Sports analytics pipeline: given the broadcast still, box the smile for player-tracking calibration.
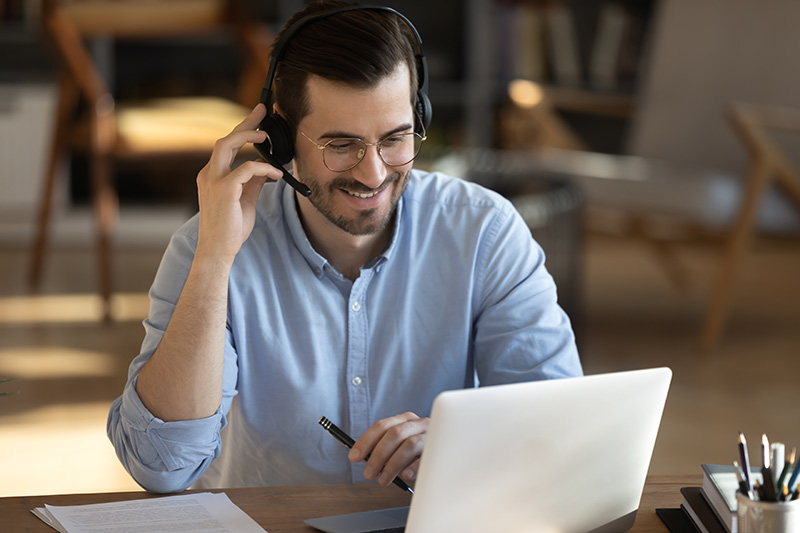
[346,189,381,199]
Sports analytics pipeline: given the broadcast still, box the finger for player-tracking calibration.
[355,415,428,483]
[198,160,281,208]
[401,458,422,482]
[224,160,283,190]
[349,412,419,463]
[240,173,268,210]
[375,429,426,486]
[205,104,269,175]
[231,102,267,134]
[238,157,279,208]
[206,129,268,177]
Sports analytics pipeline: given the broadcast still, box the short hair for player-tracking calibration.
[272,1,419,131]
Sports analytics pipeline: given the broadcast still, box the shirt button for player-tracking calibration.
[313,267,322,276]
[351,301,361,312]
[351,376,362,386]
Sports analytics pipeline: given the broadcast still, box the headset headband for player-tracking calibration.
[259,5,429,114]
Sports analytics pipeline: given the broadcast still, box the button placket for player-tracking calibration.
[345,270,373,481]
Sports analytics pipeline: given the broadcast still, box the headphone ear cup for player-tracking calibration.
[259,114,295,165]
[415,91,432,134]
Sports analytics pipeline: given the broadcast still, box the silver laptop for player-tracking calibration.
[305,367,672,533]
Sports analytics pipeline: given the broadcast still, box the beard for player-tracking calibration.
[300,168,411,236]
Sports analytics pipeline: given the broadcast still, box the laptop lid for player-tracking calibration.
[306,367,672,533]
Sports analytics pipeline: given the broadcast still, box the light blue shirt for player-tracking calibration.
[107,170,582,494]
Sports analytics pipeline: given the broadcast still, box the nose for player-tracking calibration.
[351,143,388,189]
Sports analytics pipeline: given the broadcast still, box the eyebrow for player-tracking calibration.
[318,122,414,141]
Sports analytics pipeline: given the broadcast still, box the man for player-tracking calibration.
[107,0,582,494]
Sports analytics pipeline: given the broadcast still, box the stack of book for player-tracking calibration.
[677,464,762,533]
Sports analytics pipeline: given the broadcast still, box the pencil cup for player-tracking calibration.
[736,493,800,533]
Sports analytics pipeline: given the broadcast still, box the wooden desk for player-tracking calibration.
[1,475,698,532]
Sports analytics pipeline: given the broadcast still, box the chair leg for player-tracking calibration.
[772,155,800,210]
[699,157,771,352]
[626,215,691,292]
[90,150,118,322]
[29,75,78,290]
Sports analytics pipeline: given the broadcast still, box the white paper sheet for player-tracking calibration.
[32,492,266,533]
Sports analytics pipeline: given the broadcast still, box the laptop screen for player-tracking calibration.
[306,367,672,533]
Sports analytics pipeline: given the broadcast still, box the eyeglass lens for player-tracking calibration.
[323,133,424,171]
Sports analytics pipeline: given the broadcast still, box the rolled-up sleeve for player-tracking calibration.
[106,218,237,493]
[107,375,226,493]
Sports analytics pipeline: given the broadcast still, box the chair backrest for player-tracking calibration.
[727,102,800,210]
[728,104,800,160]
[41,0,271,108]
[58,0,228,37]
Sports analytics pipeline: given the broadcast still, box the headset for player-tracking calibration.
[253,4,432,197]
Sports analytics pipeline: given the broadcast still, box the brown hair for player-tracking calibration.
[272,1,419,131]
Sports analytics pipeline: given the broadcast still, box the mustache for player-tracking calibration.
[329,171,403,193]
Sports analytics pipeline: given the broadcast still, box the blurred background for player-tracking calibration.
[1,0,799,497]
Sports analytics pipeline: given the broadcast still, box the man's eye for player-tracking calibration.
[328,140,355,152]
[381,135,405,147]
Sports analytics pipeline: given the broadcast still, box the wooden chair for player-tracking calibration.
[700,102,800,351]
[30,0,271,319]
[489,91,800,351]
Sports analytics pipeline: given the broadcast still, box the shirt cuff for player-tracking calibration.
[118,380,224,472]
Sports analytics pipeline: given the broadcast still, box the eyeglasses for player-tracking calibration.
[296,127,426,172]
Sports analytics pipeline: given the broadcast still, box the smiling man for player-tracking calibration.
[107,0,582,494]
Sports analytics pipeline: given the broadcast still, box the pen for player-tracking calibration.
[734,460,749,496]
[771,442,785,480]
[777,448,795,499]
[738,431,754,495]
[318,416,414,494]
[786,448,800,495]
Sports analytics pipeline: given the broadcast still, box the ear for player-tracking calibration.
[272,103,283,117]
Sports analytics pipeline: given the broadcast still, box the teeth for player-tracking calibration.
[347,190,379,199]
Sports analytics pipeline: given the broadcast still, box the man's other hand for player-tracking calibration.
[349,412,429,486]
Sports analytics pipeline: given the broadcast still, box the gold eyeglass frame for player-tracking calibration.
[293,120,427,173]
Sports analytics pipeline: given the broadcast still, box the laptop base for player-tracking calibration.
[305,506,409,533]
